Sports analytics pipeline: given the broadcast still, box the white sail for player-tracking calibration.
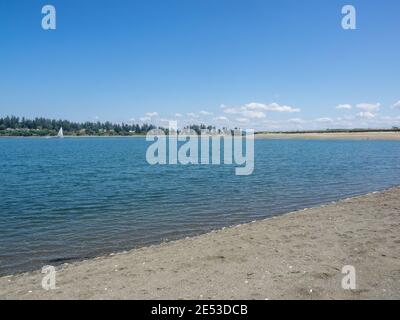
[57,127,64,138]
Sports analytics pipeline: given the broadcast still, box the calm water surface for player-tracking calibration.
[0,137,400,275]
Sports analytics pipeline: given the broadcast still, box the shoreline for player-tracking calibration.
[1,131,400,140]
[255,131,400,140]
[1,187,399,299]
[0,186,395,277]
[0,135,146,139]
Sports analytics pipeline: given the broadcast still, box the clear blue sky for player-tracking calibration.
[1,0,399,130]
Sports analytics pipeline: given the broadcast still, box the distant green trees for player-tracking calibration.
[0,116,239,136]
[0,116,157,136]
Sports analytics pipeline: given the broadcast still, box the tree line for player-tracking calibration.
[0,116,229,136]
[0,116,158,136]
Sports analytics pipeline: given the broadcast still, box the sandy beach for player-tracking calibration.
[256,131,400,140]
[1,187,399,300]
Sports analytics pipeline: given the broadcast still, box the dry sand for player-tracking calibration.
[256,131,400,140]
[1,188,399,300]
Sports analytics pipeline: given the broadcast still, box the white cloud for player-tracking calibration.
[392,101,400,109]
[356,103,381,112]
[145,112,158,117]
[140,116,151,122]
[380,115,400,121]
[236,118,250,123]
[213,116,228,121]
[175,113,183,117]
[336,104,352,110]
[222,102,298,121]
[199,110,213,116]
[222,108,266,118]
[244,102,300,113]
[315,117,334,123]
[223,107,239,115]
[288,118,305,124]
[187,112,199,118]
[241,110,266,119]
[357,111,376,119]
[223,102,300,115]
[263,119,279,124]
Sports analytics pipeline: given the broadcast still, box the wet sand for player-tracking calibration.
[1,188,399,300]
[256,132,400,140]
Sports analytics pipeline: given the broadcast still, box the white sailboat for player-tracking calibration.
[57,127,64,138]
